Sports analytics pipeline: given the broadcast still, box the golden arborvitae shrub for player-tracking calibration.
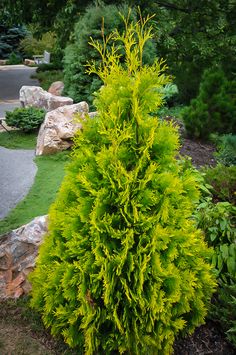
[30,14,216,355]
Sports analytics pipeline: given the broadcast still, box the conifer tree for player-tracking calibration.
[30,14,216,354]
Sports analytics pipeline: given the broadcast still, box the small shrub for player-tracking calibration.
[215,134,236,166]
[6,52,22,64]
[36,62,63,72]
[194,197,236,348]
[203,164,236,205]
[194,198,236,280]
[30,18,216,355]
[182,68,236,140]
[5,107,45,132]
[210,279,236,347]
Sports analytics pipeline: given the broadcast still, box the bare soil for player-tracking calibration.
[180,138,216,169]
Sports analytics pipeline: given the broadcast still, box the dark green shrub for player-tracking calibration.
[36,62,63,72]
[182,68,236,140]
[63,4,156,107]
[215,134,236,166]
[5,107,45,132]
[30,18,216,354]
[6,52,22,64]
[203,164,236,205]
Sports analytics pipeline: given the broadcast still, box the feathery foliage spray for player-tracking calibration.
[30,13,216,354]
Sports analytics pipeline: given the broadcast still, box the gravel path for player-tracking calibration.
[0,147,37,220]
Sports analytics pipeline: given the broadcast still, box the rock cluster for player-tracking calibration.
[20,85,73,111]
[36,102,89,155]
[0,216,48,299]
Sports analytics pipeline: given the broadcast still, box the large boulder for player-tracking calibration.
[20,85,73,111]
[36,102,89,155]
[48,81,64,96]
[0,216,48,299]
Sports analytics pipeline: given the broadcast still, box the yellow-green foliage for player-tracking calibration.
[30,15,216,355]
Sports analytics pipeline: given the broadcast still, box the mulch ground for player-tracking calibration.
[180,138,216,169]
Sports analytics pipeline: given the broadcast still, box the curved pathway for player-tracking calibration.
[0,65,39,220]
[0,147,37,220]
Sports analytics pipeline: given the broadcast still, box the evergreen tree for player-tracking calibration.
[30,15,216,354]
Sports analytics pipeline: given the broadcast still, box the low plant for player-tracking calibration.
[194,198,236,280]
[215,134,236,166]
[6,52,22,64]
[194,197,236,347]
[31,70,64,91]
[5,107,45,132]
[36,62,63,72]
[210,278,236,347]
[203,164,236,204]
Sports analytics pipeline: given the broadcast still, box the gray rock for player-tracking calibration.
[19,85,73,111]
[0,216,48,299]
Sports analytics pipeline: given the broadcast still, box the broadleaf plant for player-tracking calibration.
[30,14,216,354]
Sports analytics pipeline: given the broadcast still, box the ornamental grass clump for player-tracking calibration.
[30,15,216,355]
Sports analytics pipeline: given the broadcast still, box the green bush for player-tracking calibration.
[6,52,22,64]
[36,62,63,72]
[194,198,236,280]
[210,279,236,347]
[182,68,236,140]
[19,30,56,58]
[5,107,45,132]
[30,18,216,354]
[194,197,236,347]
[63,4,156,107]
[203,164,236,204]
[215,134,236,166]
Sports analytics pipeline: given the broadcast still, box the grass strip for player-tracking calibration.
[0,152,70,235]
[0,131,37,149]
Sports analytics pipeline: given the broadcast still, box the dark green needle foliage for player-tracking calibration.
[63,3,156,107]
[30,15,216,355]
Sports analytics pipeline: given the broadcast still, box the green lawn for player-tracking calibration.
[0,131,37,149]
[0,131,70,235]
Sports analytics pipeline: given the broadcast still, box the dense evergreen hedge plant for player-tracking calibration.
[30,17,216,354]
[5,106,45,132]
[182,68,236,140]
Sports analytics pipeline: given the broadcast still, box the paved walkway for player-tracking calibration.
[0,147,37,220]
[0,65,39,119]
[0,65,39,220]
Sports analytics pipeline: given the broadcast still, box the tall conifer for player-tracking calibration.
[30,14,216,354]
